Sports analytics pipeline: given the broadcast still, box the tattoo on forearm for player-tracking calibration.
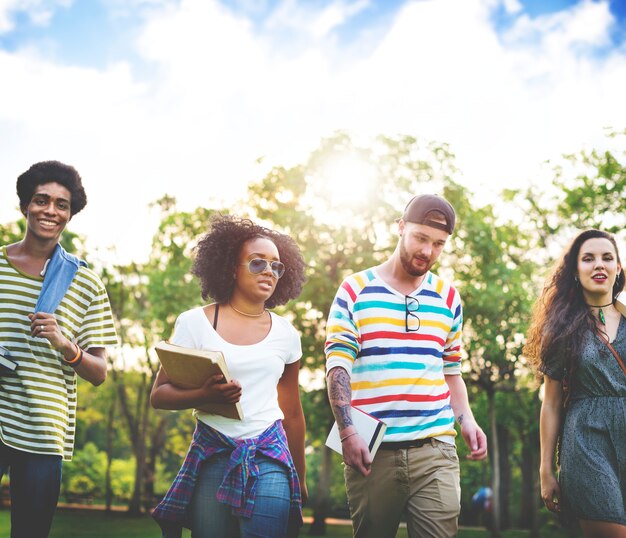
[457,413,465,425]
[328,368,351,401]
[334,404,353,430]
[328,368,353,429]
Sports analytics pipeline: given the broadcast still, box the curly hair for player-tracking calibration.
[525,229,625,376]
[17,160,87,217]
[192,214,306,308]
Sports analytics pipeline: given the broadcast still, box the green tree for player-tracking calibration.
[510,129,626,250]
[0,220,24,245]
[449,200,539,537]
[552,132,626,234]
[102,197,212,514]
[62,442,107,502]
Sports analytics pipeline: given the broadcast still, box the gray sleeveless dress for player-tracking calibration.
[544,316,626,524]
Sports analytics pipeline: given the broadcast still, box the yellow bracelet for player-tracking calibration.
[64,344,82,365]
[340,431,358,443]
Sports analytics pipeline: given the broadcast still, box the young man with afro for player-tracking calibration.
[0,161,118,537]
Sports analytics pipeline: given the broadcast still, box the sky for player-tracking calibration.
[1,0,626,264]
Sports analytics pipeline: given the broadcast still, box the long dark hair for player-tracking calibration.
[525,229,625,374]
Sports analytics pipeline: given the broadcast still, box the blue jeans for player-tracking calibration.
[0,441,63,538]
[188,453,291,538]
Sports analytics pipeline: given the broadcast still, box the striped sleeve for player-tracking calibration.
[325,276,361,376]
[442,284,463,375]
[72,268,117,350]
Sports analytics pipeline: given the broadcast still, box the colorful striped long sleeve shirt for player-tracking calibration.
[325,268,463,443]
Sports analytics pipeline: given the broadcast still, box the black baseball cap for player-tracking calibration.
[401,194,456,234]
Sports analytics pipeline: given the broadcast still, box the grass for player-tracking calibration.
[0,507,579,537]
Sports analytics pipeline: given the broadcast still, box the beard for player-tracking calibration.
[399,238,431,277]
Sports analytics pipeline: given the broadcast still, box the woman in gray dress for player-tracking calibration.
[525,229,626,537]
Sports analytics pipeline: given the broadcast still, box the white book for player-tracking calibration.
[0,346,17,372]
[0,354,17,372]
[615,291,626,318]
[325,406,387,459]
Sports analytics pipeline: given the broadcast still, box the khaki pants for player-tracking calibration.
[344,439,461,538]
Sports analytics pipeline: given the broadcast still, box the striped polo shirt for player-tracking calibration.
[325,268,463,443]
[0,246,117,460]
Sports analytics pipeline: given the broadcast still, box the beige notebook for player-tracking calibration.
[154,340,243,420]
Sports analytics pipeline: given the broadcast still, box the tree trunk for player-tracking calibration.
[530,451,541,538]
[497,424,510,529]
[144,416,168,511]
[105,394,116,512]
[116,372,150,515]
[308,441,334,535]
[127,400,146,516]
[520,430,540,537]
[488,391,502,538]
[129,440,146,515]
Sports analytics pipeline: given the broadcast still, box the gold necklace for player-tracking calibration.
[229,302,266,317]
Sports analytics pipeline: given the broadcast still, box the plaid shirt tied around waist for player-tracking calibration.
[152,419,302,531]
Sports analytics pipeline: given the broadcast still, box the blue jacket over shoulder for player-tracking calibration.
[35,243,87,314]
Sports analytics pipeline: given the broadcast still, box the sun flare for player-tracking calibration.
[305,153,378,222]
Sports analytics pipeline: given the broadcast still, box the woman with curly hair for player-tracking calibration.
[151,215,307,538]
[525,229,626,537]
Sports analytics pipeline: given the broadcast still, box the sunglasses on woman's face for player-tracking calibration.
[241,258,286,279]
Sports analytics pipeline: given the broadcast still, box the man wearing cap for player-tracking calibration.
[325,194,487,537]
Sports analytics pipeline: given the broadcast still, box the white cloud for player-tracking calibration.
[505,0,613,48]
[503,0,523,14]
[0,0,70,33]
[1,0,625,263]
[265,0,370,39]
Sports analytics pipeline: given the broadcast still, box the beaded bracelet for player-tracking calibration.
[340,431,358,443]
